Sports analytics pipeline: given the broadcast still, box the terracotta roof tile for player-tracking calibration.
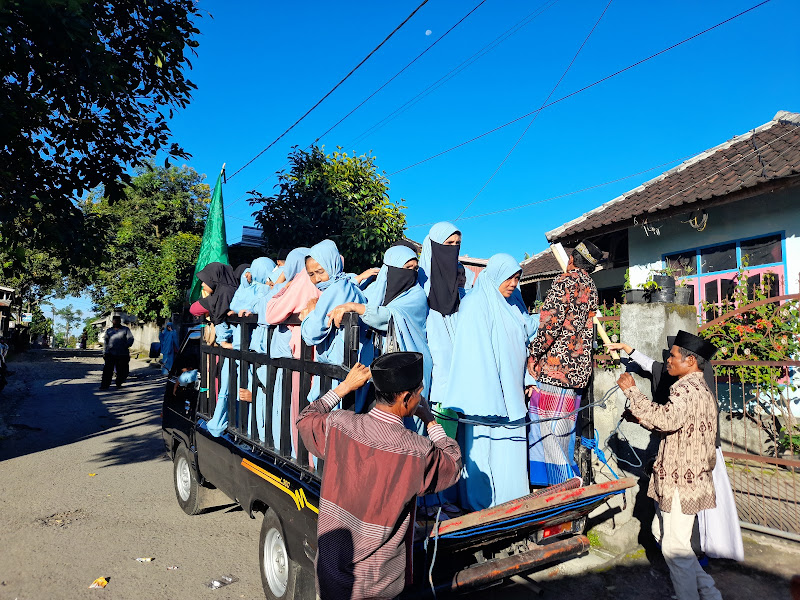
[546,111,800,243]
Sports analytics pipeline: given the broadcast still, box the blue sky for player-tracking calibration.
[54,0,799,317]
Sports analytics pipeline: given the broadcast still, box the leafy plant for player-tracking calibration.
[642,279,660,291]
[777,425,800,455]
[593,301,621,371]
[699,258,799,437]
[249,146,407,272]
[623,268,632,291]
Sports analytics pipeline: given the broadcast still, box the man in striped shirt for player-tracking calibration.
[297,352,462,600]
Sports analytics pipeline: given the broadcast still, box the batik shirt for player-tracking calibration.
[297,390,462,600]
[624,371,717,514]
[529,269,598,389]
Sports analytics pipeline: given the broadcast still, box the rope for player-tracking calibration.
[428,506,442,599]
[580,429,619,479]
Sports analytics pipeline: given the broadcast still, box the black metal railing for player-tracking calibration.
[198,312,370,477]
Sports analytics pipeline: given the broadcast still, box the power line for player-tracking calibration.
[226,0,555,211]
[405,153,697,229]
[312,0,489,146]
[455,0,614,221]
[227,0,431,181]
[389,0,773,177]
[345,0,560,149]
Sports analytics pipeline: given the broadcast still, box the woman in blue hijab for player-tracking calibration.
[418,222,462,437]
[442,253,539,511]
[327,244,432,408]
[300,239,374,411]
[207,257,275,437]
[159,323,179,375]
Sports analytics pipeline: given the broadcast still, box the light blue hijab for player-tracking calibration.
[308,239,348,291]
[418,221,459,295]
[229,257,276,314]
[442,253,538,421]
[364,246,432,396]
[301,239,370,362]
[257,247,310,327]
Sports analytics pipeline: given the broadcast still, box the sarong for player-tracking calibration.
[528,382,580,486]
[698,447,744,561]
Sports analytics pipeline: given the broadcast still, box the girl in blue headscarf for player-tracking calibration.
[249,248,318,447]
[300,239,374,411]
[159,323,179,375]
[207,257,275,437]
[442,253,539,511]
[327,244,431,412]
[418,222,463,437]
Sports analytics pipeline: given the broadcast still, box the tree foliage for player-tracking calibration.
[0,0,201,305]
[249,146,407,273]
[85,163,209,322]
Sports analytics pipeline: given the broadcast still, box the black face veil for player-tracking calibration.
[383,266,418,306]
[428,241,460,316]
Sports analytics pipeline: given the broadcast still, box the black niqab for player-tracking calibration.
[196,262,238,325]
[428,241,460,316]
[383,266,418,306]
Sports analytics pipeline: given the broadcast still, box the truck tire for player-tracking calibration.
[173,445,204,515]
[259,508,314,600]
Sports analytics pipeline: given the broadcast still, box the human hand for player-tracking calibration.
[227,310,235,316]
[357,267,380,283]
[525,385,535,398]
[606,342,633,355]
[238,310,252,317]
[527,356,541,378]
[336,363,371,396]
[326,304,350,328]
[617,372,636,391]
[306,298,318,312]
[622,408,639,424]
[239,388,252,403]
[415,396,435,425]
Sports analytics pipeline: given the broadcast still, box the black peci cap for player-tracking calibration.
[370,352,423,393]
[673,330,718,361]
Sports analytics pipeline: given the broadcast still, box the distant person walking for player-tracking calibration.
[101,315,134,389]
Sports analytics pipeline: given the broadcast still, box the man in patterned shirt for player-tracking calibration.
[618,330,721,600]
[297,352,462,600]
[527,240,601,485]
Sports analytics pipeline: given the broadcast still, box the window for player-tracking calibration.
[700,243,736,273]
[740,234,782,267]
[663,233,786,319]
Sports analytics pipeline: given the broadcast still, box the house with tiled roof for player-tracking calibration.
[526,110,800,311]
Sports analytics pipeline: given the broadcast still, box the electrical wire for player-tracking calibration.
[455,0,615,221]
[388,0,773,177]
[405,152,697,229]
[345,0,561,149]
[227,0,432,181]
[313,0,490,146]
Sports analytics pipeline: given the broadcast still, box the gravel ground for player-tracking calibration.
[0,351,797,600]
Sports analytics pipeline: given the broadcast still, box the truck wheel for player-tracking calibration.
[259,509,314,599]
[173,445,203,515]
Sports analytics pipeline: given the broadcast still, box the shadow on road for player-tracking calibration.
[0,350,168,466]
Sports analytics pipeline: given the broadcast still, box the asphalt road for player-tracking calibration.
[0,351,796,600]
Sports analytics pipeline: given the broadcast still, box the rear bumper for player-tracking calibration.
[439,534,590,593]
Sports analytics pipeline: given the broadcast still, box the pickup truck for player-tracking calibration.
[162,313,633,598]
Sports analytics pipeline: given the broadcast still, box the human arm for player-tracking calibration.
[296,364,371,458]
[352,267,380,285]
[617,372,687,433]
[417,396,462,495]
[606,343,656,373]
[326,302,367,329]
[126,327,134,348]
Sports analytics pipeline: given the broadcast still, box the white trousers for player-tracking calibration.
[652,489,722,600]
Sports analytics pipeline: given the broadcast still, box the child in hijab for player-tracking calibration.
[159,322,179,375]
[300,240,374,412]
[205,259,275,437]
[443,253,539,511]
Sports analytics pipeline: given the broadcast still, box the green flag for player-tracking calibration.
[189,171,229,302]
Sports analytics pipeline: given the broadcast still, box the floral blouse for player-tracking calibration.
[529,269,598,389]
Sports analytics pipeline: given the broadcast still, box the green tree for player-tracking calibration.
[0,0,201,307]
[56,304,83,346]
[29,305,54,341]
[85,163,209,321]
[249,146,407,272]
